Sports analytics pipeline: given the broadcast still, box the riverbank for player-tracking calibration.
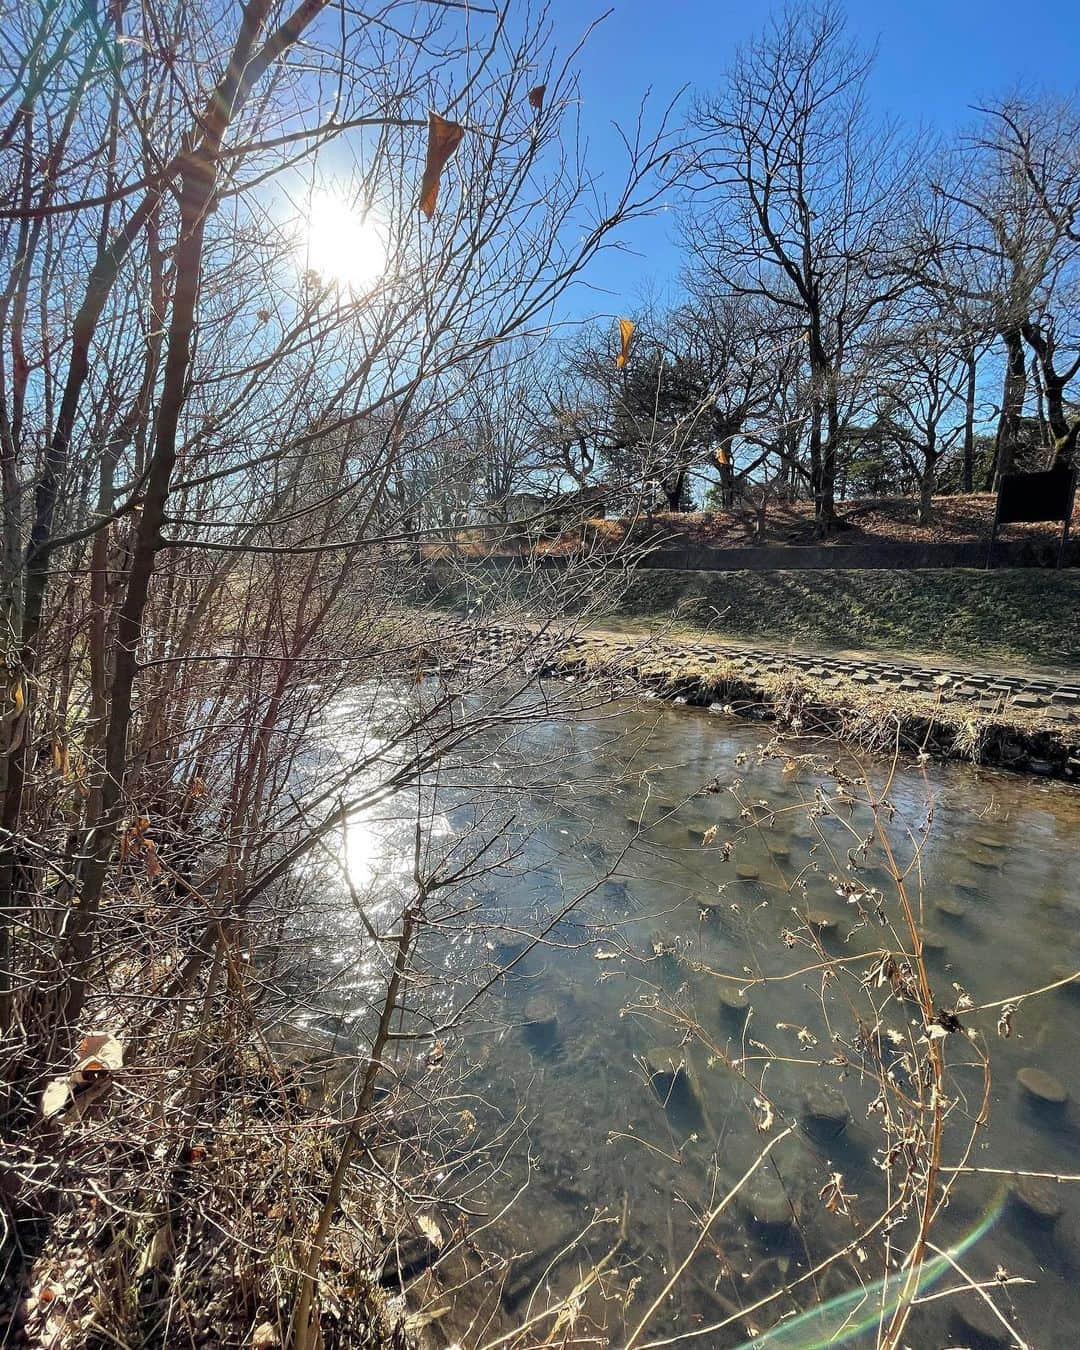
[610,566,1080,671]
[551,630,1078,777]
[431,564,1080,672]
[420,615,1080,781]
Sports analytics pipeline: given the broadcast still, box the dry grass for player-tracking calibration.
[539,633,1076,776]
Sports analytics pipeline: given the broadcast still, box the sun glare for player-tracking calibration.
[303,190,388,291]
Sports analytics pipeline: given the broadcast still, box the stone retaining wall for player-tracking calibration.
[449,536,1077,572]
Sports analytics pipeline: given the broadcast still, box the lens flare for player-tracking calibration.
[735,1193,1008,1350]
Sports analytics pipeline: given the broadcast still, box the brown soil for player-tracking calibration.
[423,493,1078,558]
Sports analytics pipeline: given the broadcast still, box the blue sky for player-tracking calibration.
[546,0,1080,321]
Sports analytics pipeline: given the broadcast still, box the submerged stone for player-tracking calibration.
[1016,1066,1069,1108]
[1050,965,1080,996]
[643,1046,691,1104]
[744,1176,794,1231]
[1008,1176,1063,1228]
[965,848,1002,870]
[919,928,947,954]
[801,1085,851,1141]
[950,1298,1009,1349]
[717,983,750,1015]
[972,832,1007,852]
[493,935,532,967]
[522,996,559,1052]
[935,894,966,921]
[736,863,760,881]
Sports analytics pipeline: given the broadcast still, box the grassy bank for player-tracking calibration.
[537,632,1079,780]
[609,567,1080,671]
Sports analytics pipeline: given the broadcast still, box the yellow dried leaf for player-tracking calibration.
[144,838,163,879]
[136,1223,175,1277]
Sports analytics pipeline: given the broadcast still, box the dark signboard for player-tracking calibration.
[996,467,1076,524]
[987,464,1077,568]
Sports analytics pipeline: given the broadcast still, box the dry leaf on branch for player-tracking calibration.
[41,1031,124,1118]
[419,112,465,219]
[615,318,635,369]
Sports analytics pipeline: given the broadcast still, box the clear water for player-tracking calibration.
[304,692,1080,1348]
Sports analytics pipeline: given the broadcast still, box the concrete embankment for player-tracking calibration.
[529,627,1079,780]
[420,613,1080,781]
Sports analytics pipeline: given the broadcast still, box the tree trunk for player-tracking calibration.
[809,345,837,528]
[1021,321,1080,468]
[664,467,687,512]
[919,447,937,525]
[962,350,977,494]
[990,327,1026,488]
[716,441,734,509]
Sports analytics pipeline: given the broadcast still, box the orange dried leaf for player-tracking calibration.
[145,838,163,879]
[76,1032,123,1075]
[615,318,635,369]
[528,84,546,111]
[419,112,465,219]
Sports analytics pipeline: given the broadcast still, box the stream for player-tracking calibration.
[300,687,1080,1348]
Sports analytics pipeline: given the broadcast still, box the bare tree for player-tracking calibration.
[680,2,918,528]
[874,320,970,522]
[0,1,673,1340]
[933,95,1080,480]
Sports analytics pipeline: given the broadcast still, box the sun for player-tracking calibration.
[303,189,388,291]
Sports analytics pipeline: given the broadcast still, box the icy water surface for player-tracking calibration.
[313,693,1080,1348]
